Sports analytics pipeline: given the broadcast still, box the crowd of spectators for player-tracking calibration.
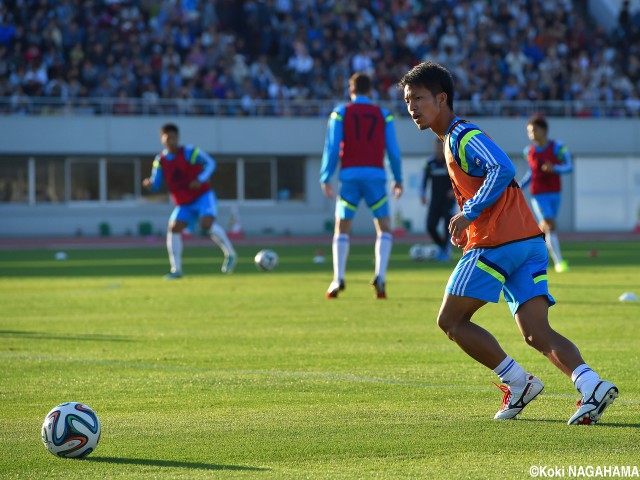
[1,0,640,117]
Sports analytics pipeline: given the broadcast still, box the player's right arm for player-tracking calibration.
[142,154,164,191]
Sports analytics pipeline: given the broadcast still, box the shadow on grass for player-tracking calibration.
[0,330,133,342]
[85,456,270,471]
[517,418,640,428]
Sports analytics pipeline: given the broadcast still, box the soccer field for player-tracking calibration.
[1,241,639,479]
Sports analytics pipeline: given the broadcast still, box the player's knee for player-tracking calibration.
[375,216,391,233]
[437,312,459,340]
[336,218,352,235]
[522,330,549,352]
[200,218,214,231]
[168,223,184,233]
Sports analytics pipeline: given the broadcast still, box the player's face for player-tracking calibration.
[527,124,546,145]
[404,84,444,133]
[161,131,179,152]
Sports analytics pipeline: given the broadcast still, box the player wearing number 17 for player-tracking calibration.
[320,72,403,299]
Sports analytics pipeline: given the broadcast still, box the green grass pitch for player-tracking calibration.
[1,240,639,479]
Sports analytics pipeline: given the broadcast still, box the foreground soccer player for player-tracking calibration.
[398,62,617,424]
[143,123,236,278]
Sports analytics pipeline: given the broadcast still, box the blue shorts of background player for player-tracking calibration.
[169,190,218,226]
[336,178,389,220]
[530,192,561,223]
[445,237,555,317]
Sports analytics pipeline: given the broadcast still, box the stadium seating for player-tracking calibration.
[0,0,638,117]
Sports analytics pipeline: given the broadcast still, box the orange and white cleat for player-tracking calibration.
[326,279,345,299]
[494,375,544,420]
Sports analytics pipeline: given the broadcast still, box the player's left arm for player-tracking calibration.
[187,145,217,186]
[453,131,516,222]
[552,141,573,174]
[382,108,403,198]
[383,109,402,183]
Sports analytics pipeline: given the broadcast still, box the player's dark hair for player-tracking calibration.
[528,114,548,131]
[161,123,179,135]
[350,72,372,95]
[397,62,454,110]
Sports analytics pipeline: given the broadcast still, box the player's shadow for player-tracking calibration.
[516,418,640,428]
[0,330,133,342]
[86,456,270,472]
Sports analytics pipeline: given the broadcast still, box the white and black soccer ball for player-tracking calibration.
[409,243,439,261]
[41,402,101,459]
[254,249,279,271]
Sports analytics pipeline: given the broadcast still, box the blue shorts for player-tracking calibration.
[445,237,555,317]
[169,190,218,225]
[336,179,389,220]
[531,193,561,223]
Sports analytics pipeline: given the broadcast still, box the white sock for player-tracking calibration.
[210,223,235,257]
[571,364,600,395]
[375,232,393,282]
[332,233,349,282]
[167,232,183,273]
[493,356,527,388]
[546,232,563,265]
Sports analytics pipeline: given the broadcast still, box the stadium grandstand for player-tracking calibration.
[1,0,639,118]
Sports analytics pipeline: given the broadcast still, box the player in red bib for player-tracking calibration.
[143,123,236,279]
[320,73,403,299]
[521,115,573,273]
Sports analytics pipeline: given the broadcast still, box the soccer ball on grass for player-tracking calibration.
[41,402,101,458]
[409,243,439,261]
[254,249,279,271]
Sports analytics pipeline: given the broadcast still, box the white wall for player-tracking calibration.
[575,157,640,231]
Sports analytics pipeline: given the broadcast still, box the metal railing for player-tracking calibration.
[2,97,639,118]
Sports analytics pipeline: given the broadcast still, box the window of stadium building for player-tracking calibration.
[68,156,143,203]
[66,157,139,203]
[36,157,65,203]
[244,160,273,200]
[0,157,29,203]
[106,159,139,201]
[210,156,305,202]
[1,155,305,205]
[69,159,100,201]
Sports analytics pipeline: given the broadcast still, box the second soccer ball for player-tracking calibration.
[254,249,279,271]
